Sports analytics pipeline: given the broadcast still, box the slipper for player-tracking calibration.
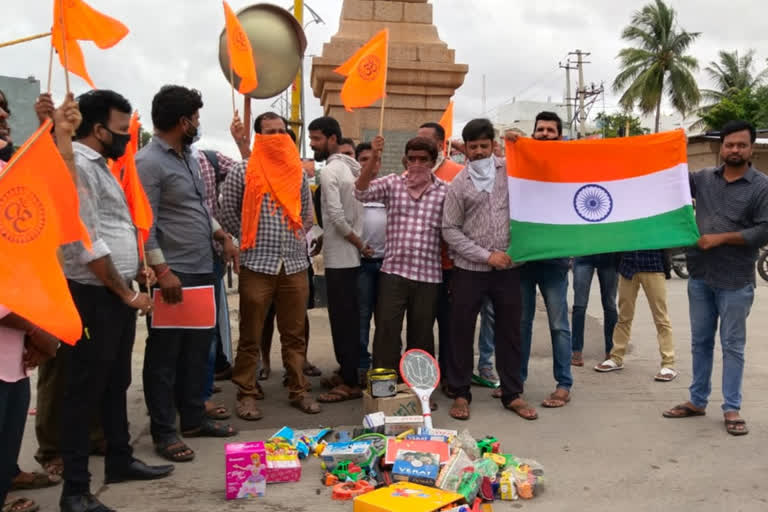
[320,374,344,390]
[663,403,706,418]
[303,364,323,377]
[317,385,363,403]
[236,396,264,421]
[594,359,624,372]
[725,418,749,436]
[571,352,584,367]
[40,458,63,477]
[449,398,470,420]
[182,419,238,438]
[10,471,61,490]
[3,497,39,512]
[541,389,571,408]
[290,396,321,414]
[205,402,231,420]
[491,388,502,399]
[654,368,678,382]
[155,440,195,463]
[504,398,538,420]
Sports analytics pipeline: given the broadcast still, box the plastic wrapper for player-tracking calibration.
[510,458,544,499]
[453,429,480,460]
[435,449,474,492]
[472,457,498,479]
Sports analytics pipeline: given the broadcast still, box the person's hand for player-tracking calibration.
[27,328,60,358]
[309,235,323,257]
[221,235,241,274]
[24,342,49,369]
[230,112,248,147]
[697,234,725,251]
[122,290,152,315]
[488,251,512,269]
[35,93,55,126]
[371,135,385,154]
[361,245,375,259]
[504,130,522,143]
[137,266,157,287]
[53,93,81,139]
[156,268,183,304]
[449,139,465,154]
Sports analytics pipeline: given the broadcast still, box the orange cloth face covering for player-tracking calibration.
[240,134,304,250]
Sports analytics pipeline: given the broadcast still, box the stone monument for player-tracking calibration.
[310,0,468,172]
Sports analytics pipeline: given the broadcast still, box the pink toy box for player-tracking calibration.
[225,442,267,500]
[265,440,302,483]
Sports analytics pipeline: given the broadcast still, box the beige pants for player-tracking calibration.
[610,272,675,368]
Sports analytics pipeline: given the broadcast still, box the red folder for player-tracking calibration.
[151,285,216,329]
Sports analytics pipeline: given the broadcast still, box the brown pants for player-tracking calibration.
[232,268,309,401]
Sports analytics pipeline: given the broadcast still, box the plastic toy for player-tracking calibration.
[331,460,365,482]
[476,436,500,455]
[331,480,374,500]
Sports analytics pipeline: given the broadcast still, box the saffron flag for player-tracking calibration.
[110,112,152,243]
[438,100,454,146]
[51,0,130,87]
[0,120,92,344]
[223,1,258,94]
[334,28,388,111]
[505,130,700,262]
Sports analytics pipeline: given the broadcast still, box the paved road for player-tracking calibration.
[14,277,768,511]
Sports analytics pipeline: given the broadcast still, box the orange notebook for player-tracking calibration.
[151,285,216,329]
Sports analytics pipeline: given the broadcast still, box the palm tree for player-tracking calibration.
[613,0,701,132]
[702,49,768,101]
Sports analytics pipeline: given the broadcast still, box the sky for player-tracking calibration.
[3,0,767,155]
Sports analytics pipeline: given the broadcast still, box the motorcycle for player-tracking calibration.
[667,248,689,279]
[757,246,768,283]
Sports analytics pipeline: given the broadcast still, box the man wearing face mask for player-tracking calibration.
[443,118,536,422]
[356,136,447,384]
[58,90,175,512]
[137,85,239,465]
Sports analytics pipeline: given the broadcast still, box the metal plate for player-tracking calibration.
[218,3,307,99]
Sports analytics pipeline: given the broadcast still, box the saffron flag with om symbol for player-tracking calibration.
[334,28,388,111]
[223,1,259,94]
[0,120,92,344]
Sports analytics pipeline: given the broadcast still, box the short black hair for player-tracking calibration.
[339,137,355,148]
[720,120,756,143]
[75,89,132,140]
[253,111,287,134]
[151,85,203,132]
[534,111,563,136]
[420,122,445,142]
[462,118,495,143]
[405,136,438,162]
[355,142,372,160]
[308,116,342,142]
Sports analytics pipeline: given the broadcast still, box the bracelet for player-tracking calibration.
[129,291,140,303]
[156,267,171,280]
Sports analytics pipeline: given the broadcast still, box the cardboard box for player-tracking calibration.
[353,482,465,512]
[392,450,440,486]
[225,442,266,500]
[383,415,424,436]
[363,385,420,417]
[320,441,373,470]
[264,441,301,483]
[384,439,451,466]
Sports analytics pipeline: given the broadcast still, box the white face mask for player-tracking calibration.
[193,123,202,143]
[467,156,496,193]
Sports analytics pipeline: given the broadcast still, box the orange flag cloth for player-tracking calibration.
[0,120,92,344]
[240,134,304,250]
[51,0,130,87]
[439,100,454,150]
[110,112,152,243]
[334,28,389,111]
[223,1,259,94]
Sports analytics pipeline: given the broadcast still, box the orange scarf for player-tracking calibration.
[240,134,304,250]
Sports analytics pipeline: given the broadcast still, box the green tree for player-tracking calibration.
[700,86,768,131]
[595,112,650,138]
[613,0,701,133]
[139,127,152,148]
[702,49,768,102]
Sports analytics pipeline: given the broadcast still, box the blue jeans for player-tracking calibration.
[520,264,573,390]
[358,259,383,369]
[478,299,495,370]
[688,278,753,412]
[571,262,618,355]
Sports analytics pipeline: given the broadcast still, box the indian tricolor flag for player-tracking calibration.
[506,130,699,262]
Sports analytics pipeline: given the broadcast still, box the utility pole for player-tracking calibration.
[570,49,591,138]
[559,59,577,139]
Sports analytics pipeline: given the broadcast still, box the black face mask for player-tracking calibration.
[181,121,198,147]
[0,141,14,162]
[100,128,131,160]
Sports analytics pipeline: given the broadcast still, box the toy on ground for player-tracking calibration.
[332,479,374,500]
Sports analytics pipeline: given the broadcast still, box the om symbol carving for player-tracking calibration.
[234,31,250,52]
[0,186,46,244]
[356,55,381,81]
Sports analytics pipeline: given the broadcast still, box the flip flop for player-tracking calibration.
[236,396,263,421]
[317,385,362,403]
[594,359,624,372]
[654,368,679,382]
[290,396,321,414]
[182,419,238,438]
[504,398,538,420]
[541,390,571,408]
[663,403,706,418]
[571,352,584,367]
[205,402,231,420]
[449,398,470,420]
[10,471,61,490]
[155,441,195,463]
[3,497,39,512]
[725,418,749,436]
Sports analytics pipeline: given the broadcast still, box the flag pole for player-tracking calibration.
[0,32,51,49]
[59,0,71,94]
[446,139,452,158]
[378,96,386,137]
[47,44,55,93]
[229,65,237,116]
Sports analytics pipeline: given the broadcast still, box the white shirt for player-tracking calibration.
[319,153,364,269]
[362,203,387,259]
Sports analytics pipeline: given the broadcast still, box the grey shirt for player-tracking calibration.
[60,142,139,285]
[688,165,768,289]
[137,136,215,274]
